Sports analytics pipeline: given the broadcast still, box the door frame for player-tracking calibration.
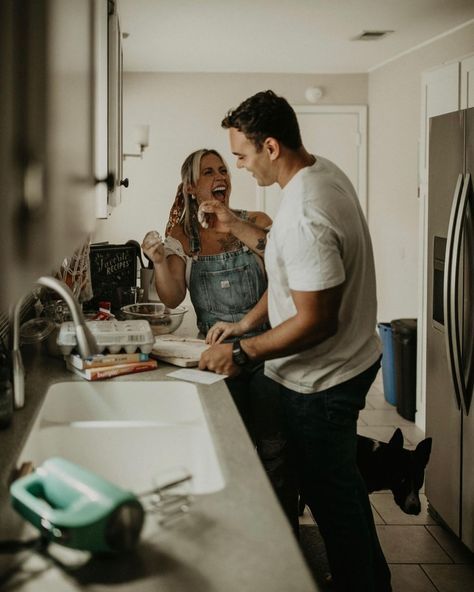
[256,104,368,215]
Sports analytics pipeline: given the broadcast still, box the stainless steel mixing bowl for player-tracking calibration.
[120,303,188,335]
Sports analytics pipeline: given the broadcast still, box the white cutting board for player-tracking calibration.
[151,335,209,367]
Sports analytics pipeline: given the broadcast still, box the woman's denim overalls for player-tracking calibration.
[186,210,266,335]
[189,246,267,336]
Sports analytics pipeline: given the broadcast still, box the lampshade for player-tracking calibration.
[132,124,150,147]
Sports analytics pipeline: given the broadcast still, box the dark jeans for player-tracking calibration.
[279,358,391,592]
[226,367,300,534]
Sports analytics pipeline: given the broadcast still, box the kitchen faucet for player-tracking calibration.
[12,276,98,409]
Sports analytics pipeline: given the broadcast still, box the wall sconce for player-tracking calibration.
[124,124,150,159]
[305,86,324,103]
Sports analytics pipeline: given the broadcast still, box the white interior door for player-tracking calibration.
[257,105,367,218]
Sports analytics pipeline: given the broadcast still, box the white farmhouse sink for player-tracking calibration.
[20,424,223,494]
[18,380,225,494]
[42,380,205,424]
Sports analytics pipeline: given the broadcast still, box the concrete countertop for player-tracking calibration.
[0,351,318,591]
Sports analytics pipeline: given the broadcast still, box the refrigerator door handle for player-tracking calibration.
[444,173,464,409]
[454,173,472,414]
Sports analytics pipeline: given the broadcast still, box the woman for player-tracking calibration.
[141,148,272,426]
[141,148,270,338]
[142,149,298,532]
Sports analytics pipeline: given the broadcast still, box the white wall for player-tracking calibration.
[93,73,367,245]
[368,23,474,323]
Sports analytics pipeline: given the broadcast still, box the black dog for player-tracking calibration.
[357,428,432,514]
[299,428,432,516]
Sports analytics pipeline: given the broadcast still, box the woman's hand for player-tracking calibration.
[206,320,246,344]
[198,200,238,231]
[141,230,165,265]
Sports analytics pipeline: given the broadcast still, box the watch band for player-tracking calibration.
[232,340,250,367]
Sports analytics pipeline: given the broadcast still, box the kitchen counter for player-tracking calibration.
[0,351,318,591]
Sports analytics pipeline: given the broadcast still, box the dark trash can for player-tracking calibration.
[377,322,397,406]
[391,318,417,422]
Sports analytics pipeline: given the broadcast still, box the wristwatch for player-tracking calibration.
[232,340,251,367]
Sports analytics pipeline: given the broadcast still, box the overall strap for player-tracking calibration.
[188,200,201,255]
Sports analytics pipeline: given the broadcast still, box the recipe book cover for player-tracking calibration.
[65,358,158,381]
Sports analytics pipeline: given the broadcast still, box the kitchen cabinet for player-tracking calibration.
[105,0,125,211]
[0,0,96,309]
[93,0,110,219]
[0,1,126,310]
[94,0,125,218]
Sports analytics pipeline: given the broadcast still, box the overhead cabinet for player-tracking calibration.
[0,0,95,308]
[0,0,125,309]
[105,0,125,210]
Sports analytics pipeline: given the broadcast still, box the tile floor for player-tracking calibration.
[299,371,474,592]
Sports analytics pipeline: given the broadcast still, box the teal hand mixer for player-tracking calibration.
[10,457,144,553]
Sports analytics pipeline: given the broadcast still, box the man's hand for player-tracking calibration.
[199,342,241,377]
[205,320,246,344]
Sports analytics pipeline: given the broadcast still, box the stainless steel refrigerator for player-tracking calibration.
[425,107,474,553]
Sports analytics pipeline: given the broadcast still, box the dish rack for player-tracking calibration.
[57,320,154,354]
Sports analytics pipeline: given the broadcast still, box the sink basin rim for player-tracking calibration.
[41,379,207,425]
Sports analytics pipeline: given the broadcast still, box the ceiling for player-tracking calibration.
[119,0,474,74]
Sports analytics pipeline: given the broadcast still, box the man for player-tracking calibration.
[199,90,391,592]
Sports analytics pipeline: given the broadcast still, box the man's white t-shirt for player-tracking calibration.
[264,156,381,394]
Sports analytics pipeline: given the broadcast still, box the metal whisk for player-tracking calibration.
[139,471,193,525]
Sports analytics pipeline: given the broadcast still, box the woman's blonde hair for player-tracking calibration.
[179,149,230,238]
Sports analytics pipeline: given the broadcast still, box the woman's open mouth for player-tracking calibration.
[212,185,227,201]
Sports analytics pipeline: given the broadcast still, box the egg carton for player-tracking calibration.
[57,320,155,355]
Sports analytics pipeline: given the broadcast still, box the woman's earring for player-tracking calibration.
[191,194,196,200]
